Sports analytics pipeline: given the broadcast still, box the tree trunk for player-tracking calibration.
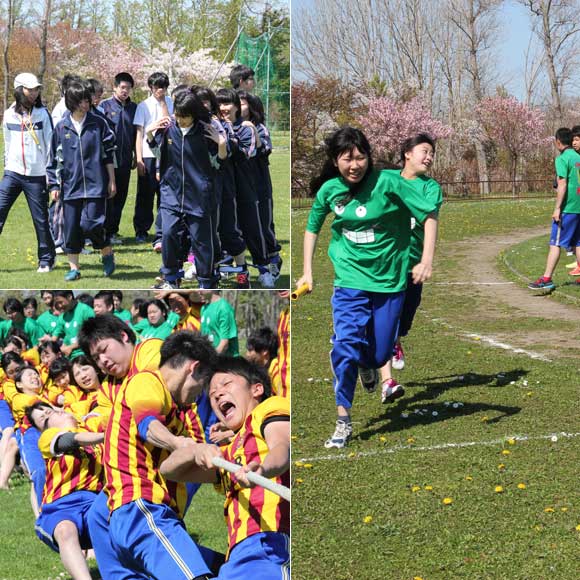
[2,0,13,113]
[511,153,518,197]
[38,0,51,86]
[540,4,563,123]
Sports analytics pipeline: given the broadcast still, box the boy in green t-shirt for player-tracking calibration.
[529,128,580,291]
[50,290,95,358]
[199,291,239,356]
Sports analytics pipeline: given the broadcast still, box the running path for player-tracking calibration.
[427,226,580,357]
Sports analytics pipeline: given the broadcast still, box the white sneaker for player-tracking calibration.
[392,343,405,370]
[324,419,352,449]
[55,246,64,255]
[257,268,275,288]
[184,262,197,280]
[381,379,405,404]
[36,264,54,273]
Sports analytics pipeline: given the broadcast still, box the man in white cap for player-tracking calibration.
[0,72,55,273]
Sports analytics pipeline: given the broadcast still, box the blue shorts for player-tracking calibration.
[549,214,580,249]
[219,532,290,580]
[0,400,14,431]
[35,490,97,552]
[110,499,222,579]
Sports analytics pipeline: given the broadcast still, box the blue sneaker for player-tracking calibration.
[102,254,115,277]
[135,233,148,243]
[64,269,81,281]
[528,277,555,291]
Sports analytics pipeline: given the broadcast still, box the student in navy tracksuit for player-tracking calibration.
[147,87,226,289]
[216,88,274,288]
[47,82,117,281]
[192,85,250,288]
[101,72,137,244]
[0,73,55,273]
[238,90,282,281]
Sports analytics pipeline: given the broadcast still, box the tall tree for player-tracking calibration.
[520,0,580,124]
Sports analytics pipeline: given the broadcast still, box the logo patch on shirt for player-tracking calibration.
[168,139,173,145]
[111,112,116,116]
[334,203,345,216]
[65,133,71,139]
[355,206,367,218]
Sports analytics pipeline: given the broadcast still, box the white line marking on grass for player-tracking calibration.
[299,432,580,463]
[430,318,552,362]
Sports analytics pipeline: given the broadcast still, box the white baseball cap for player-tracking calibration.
[14,73,42,89]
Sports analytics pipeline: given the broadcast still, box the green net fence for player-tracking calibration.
[235,29,289,131]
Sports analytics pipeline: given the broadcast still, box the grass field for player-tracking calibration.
[0,473,227,580]
[291,199,580,580]
[0,132,290,290]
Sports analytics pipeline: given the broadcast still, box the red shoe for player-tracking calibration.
[569,265,580,276]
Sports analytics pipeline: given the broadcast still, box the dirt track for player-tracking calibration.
[434,226,580,357]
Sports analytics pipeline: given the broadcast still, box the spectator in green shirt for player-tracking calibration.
[199,291,239,356]
[0,297,45,346]
[50,291,95,359]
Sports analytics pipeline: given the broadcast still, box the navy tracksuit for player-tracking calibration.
[255,122,281,257]
[46,111,116,254]
[216,119,246,259]
[149,119,219,287]
[231,119,269,266]
[100,97,137,237]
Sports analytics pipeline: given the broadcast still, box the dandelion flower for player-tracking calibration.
[295,478,304,484]
[294,461,304,467]
[465,475,473,481]
[442,497,453,505]
[379,436,387,442]
[501,449,511,456]
[498,463,505,470]
[407,437,415,444]
[411,486,421,492]
[507,438,516,445]
[495,486,504,493]
[424,485,433,491]
[517,483,526,490]
[363,515,373,524]
[544,507,555,513]
[303,463,313,469]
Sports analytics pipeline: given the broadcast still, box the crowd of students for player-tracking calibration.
[0,64,283,289]
[0,289,290,579]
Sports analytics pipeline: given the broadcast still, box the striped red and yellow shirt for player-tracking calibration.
[38,424,103,506]
[217,396,290,554]
[90,339,162,432]
[63,385,99,418]
[103,369,205,518]
[276,307,290,397]
[268,358,283,398]
[173,307,201,333]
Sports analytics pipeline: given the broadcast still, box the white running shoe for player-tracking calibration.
[324,419,352,449]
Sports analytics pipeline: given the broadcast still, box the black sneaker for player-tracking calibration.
[359,367,378,393]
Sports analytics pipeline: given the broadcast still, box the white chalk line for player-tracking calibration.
[299,431,580,463]
[430,317,552,362]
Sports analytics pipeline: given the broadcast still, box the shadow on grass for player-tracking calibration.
[358,369,525,440]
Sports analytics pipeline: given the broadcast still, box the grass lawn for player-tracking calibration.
[291,199,580,580]
[0,473,227,580]
[0,132,290,289]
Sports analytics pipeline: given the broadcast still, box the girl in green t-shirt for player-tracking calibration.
[379,134,442,398]
[297,128,438,449]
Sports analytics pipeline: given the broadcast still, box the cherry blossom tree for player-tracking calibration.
[476,95,551,195]
[141,41,233,89]
[357,95,453,163]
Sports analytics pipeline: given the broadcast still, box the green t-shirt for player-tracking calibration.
[0,317,44,347]
[131,318,149,336]
[306,169,438,292]
[53,302,95,358]
[138,320,174,341]
[200,298,239,356]
[556,148,580,214]
[114,309,132,323]
[384,170,443,269]
[36,310,60,336]
[167,311,180,328]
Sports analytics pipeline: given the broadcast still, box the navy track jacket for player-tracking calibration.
[148,119,220,218]
[47,111,116,200]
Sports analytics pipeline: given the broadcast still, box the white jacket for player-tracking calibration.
[3,104,53,176]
